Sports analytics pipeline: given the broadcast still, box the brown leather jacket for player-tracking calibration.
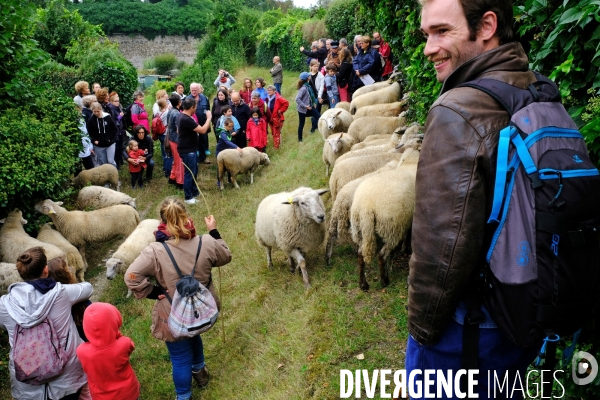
[125,233,232,342]
[408,43,537,345]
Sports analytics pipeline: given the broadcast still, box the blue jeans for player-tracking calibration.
[405,319,538,399]
[328,94,340,109]
[274,83,282,94]
[165,335,205,400]
[181,152,199,200]
[158,134,172,176]
[298,108,321,141]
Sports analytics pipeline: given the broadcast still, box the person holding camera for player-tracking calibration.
[214,70,236,90]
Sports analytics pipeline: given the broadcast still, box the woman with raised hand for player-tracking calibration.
[125,198,232,400]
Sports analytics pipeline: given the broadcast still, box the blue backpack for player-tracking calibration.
[459,73,600,351]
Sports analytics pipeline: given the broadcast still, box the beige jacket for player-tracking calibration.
[125,233,232,342]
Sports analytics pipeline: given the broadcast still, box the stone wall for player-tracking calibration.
[109,34,199,69]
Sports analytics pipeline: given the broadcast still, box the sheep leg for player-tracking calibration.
[377,245,391,287]
[290,249,310,289]
[79,246,89,272]
[250,172,254,185]
[325,164,329,177]
[231,173,240,189]
[325,224,337,266]
[265,247,273,269]
[287,256,296,273]
[358,251,369,291]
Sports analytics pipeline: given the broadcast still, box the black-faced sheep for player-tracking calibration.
[255,187,329,289]
[77,186,136,210]
[350,143,422,291]
[37,224,85,281]
[217,147,271,190]
[322,132,358,177]
[72,164,120,190]
[347,113,406,142]
[0,262,22,295]
[335,101,351,113]
[349,82,401,115]
[0,210,65,264]
[34,199,140,270]
[317,108,353,140]
[106,219,160,280]
[353,101,405,119]
[352,80,393,99]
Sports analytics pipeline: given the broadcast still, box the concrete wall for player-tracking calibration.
[109,34,199,69]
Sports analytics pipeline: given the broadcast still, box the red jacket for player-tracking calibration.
[265,93,289,127]
[379,40,393,77]
[246,118,268,149]
[76,303,140,400]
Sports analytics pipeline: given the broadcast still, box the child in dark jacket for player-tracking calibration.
[76,302,140,400]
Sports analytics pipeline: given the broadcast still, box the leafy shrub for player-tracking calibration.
[35,61,80,97]
[154,53,178,75]
[0,107,79,212]
[256,14,308,72]
[301,20,327,43]
[324,0,358,39]
[143,58,155,70]
[146,81,178,105]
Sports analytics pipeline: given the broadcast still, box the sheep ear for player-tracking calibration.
[0,218,5,224]
[315,189,329,196]
[57,201,63,206]
[282,197,298,205]
[21,218,27,224]
[334,109,342,116]
[339,131,344,138]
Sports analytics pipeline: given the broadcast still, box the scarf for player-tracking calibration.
[252,117,260,124]
[27,278,57,294]
[155,219,197,242]
[268,93,276,112]
[304,82,318,108]
[220,76,228,83]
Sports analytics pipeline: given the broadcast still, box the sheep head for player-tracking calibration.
[105,257,124,280]
[326,109,343,130]
[327,132,345,153]
[260,152,271,166]
[0,210,27,227]
[282,189,329,224]
[35,199,64,216]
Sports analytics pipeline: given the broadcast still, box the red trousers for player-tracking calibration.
[169,144,184,184]
[269,121,284,149]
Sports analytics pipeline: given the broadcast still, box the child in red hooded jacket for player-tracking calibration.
[76,302,140,400]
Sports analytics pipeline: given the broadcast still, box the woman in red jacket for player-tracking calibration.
[264,85,289,149]
[131,90,149,131]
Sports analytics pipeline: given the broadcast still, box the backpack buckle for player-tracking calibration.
[529,172,544,189]
[466,310,486,325]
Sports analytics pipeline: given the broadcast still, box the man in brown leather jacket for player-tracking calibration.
[406,0,539,397]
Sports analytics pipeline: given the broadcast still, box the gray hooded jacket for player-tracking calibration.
[0,281,93,399]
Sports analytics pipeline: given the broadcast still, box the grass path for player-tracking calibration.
[1,66,409,399]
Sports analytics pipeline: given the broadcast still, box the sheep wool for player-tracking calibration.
[72,164,120,190]
[105,219,160,280]
[353,101,405,119]
[34,199,140,270]
[317,108,353,140]
[0,210,66,264]
[37,224,85,281]
[255,187,329,289]
[322,132,357,177]
[217,147,271,190]
[352,80,393,99]
[0,263,23,295]
[349,82,401,115]
[77,186,136,210]
[347,114,406,143]
[350,145,421,291]
[334,101,351,113]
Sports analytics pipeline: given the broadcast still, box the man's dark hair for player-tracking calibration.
[182,98,196,110]
[169,94,181,108]
[460,0,513,43]
[319,38,326,47]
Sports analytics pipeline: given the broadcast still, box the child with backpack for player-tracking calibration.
[0,246,93,399]
[126,139,147,189]
[76,302,140,400]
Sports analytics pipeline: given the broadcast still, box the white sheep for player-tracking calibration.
[0,263,22,295]
[325,160,399,266]
[322,132,358,177]
[363,134,392,143]
[0,210,65,264]
[350,82,401,114]
[347,113,406,142]
[72,164,120,190]
[105,219,160,280]
[255,187,329,289]
[335,101,351,112]
[77,186,136,210]
[352,80,393,99]
[37,224,85,281]
[217,147,271,190]
[351,137,396,151]
[350,144,422,291]
[318,108,353,140]
[353,101,405,119]
[34,199,140,270]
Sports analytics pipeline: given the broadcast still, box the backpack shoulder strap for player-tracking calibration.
[190,236,203,277]
[161,242,184,279]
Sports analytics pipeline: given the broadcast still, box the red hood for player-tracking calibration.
[83,302,122,348]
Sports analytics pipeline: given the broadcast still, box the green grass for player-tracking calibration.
[0,66,410,399]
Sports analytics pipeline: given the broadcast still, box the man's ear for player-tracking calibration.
[479,11,499,44]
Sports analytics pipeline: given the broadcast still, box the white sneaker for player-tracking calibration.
[185,198,197,205]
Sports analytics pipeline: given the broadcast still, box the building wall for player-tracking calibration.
[109,34,199,69]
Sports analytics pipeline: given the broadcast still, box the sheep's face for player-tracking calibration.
[260,153,271,166]
[0,210,27,227]
[325,110,343,130]
[327,136,343,153]
[287,189,329,224]
[105,258,123,280]
[35,199,62,215]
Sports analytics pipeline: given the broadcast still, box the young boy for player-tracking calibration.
[76,302,140,400]
[324,63,340,108]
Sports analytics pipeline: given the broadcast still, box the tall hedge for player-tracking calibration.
[325,0,377,40]
[256,13,309,72]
